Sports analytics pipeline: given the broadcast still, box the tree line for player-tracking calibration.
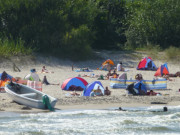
[0,0,179,60]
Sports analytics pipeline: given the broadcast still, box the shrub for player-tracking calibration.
[0,38,33,58]
[165,46,180,62]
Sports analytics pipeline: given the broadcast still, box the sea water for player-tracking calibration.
[0,106,180,135]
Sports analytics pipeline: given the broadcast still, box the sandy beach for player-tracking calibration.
[0,51,179,113]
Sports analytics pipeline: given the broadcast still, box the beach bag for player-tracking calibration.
[27,80,42,91]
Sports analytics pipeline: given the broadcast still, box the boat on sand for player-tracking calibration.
[5,82,57,110]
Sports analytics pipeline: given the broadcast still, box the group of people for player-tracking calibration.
[90,86,111,97]
[23,66,59,85]
[0,66,58,88]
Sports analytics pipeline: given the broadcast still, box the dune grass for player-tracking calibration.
[165,46,180,62]
[0,38,33,58]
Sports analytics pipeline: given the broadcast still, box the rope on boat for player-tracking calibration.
[42,95,54,111]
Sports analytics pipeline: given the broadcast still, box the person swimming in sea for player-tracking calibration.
[115,107,168,112]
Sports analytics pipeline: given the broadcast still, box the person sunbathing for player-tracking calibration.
[70,90,80,96]
[162,71,180,81]
[81,67,89,71]
[42,76,59,85]
[147,90,159,96]
[41,66,54,73]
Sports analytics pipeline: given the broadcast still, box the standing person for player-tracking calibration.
[25,69,40,82]
[117,62,124,71]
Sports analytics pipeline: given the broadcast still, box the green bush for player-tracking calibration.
[125,0,180,49]
[0,38,33,58]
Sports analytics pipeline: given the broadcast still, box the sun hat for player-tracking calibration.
[30,69,36,73]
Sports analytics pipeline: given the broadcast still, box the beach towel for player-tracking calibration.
[27,80,42,91]
[75,69,93,72]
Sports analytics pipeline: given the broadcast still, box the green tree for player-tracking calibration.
[92,0,127,50]
[125,0,180,49]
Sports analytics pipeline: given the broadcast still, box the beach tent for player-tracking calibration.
[126,81,147,95]
[98,59,114,70]
[118,73,127,80]
[0,72,15,89]
[102,59,114,66]
[0,73,14,80]
[137,57,157,70]
[154,63,169,77]
[83,81,104,96]
[61,77,88,90]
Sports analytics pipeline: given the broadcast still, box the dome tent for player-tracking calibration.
[137,57,157,70]
[61,77,88,90]
[154,63,169,77]
[83,81,104,96]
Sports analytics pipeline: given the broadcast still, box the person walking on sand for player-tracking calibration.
[25,69,40,82]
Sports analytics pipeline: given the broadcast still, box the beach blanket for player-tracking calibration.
[75,69,93,72]
[110,78,167,90]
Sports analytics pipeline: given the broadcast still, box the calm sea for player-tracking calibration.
[0,106,180,135]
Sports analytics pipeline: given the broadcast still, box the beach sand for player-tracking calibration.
[0,51,179,113]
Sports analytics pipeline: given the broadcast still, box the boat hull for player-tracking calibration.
[5,83,57,109]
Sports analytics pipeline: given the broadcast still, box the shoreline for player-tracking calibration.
[1,102,180,114]
[1,100,180,113]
